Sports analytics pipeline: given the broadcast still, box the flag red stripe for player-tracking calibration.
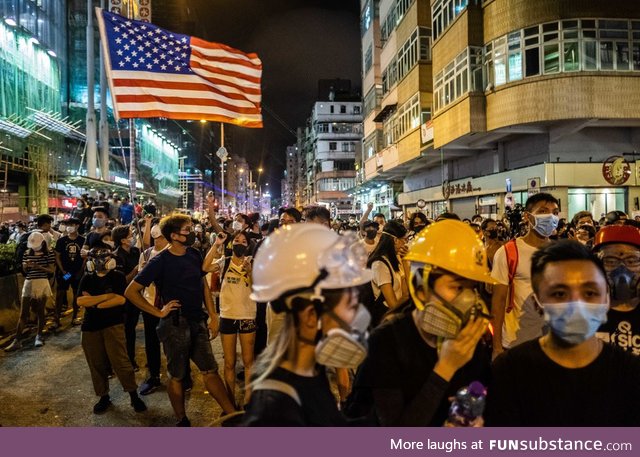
[115,94,261,114]
[111,73,262,97]
[190,47,262,72]
[190,37,261,62]
[112,78,261,102]
[190,60,261,86]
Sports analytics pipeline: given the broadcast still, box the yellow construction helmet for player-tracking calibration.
[405,219,499,286]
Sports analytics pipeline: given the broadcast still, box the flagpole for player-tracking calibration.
[99,0,109,181]
[220,122,225,215]
[86,0,97,178]
[124,1,137,206]
[215,123,228,218]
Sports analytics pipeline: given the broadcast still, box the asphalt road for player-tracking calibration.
[0,316,231,427]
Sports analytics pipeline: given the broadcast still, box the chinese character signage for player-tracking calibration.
[442,180,481,199]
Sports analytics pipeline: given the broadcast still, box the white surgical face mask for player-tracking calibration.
[66,226,77,234]
[232,221,243,231]
[532,214,559,238]
[541,300,608,345]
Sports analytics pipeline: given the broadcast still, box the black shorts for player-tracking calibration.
[219,318,257,335]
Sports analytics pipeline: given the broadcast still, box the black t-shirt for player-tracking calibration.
[114,245,140,276]
[78,270,127,332]
[484,338,640,426]
[242,367,346,426]
[55,235,85,273]
[134,246,207,320]
[85,231,105,249]
[352,307,491,426]
[598,306,640,355]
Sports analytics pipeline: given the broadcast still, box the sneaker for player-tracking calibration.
[93,396,112,414]
[139,377,161,396]
[130,395,147,413]
[3,339,22,352]
[183,377,193,393]
[72,318,83,326]
[34,335,44,348]
[176,417,191,427]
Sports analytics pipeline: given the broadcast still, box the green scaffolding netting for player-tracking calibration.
[0,21,61,120]
[138,122,179,193]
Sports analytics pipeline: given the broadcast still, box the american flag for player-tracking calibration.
[96,8,262,128]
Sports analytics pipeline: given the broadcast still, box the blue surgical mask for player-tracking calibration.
[532,214,559,238]
[541,300,608,345]
[92,217,106,228]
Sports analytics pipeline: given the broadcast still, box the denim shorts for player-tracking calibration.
[219,318,257,335]
[156,316,218,380]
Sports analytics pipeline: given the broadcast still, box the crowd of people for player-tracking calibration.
[2,190,640,426]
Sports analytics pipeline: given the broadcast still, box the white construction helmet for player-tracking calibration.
[250,224,372,304]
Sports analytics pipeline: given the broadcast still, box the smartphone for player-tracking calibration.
[63,272,72,281]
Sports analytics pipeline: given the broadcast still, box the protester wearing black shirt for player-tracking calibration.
[112,225,141,370]
[77,248,146,414]
[485,240,640,426]
[349,220,494,426]
[125,214,236,426]
[592,225,640,355]
[53,218,85,327]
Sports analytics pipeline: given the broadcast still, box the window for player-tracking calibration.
[363,85,382,118]
[508,31,523,81]
[361,0,373,37]
[316,123,329,133]
[353,105,361,114]
[432,0,473,41]
[484,18,640,88]
[434,47,482,113]
[382,27,430,96]
[340,105,346,114]
[364,44,373,74]
[329,142,337,151]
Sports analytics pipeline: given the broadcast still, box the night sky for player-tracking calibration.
[191,0,362,197]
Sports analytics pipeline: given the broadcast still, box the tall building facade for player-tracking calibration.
[281,145,298,207]
[358,0,434,219]
[372,0,640,220]
[300,80,363,216]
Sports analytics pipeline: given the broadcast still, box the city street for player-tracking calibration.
[0,318,227,427]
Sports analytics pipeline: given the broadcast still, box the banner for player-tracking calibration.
[109,0,151,22]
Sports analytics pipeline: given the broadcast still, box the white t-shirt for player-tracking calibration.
[491,238,546,348]
[371,256,404,307]
[359,238,377,256]
[139,247,161,304]
[216,257,256,320]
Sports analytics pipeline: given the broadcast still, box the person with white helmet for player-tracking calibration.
[4,231,56,352]
[347,220,495,426]
[241,224,373,426]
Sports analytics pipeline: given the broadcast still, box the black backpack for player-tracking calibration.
[14,231,31,275]
[359,257,394,329]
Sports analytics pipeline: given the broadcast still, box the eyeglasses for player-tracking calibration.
[602,256,640,269]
